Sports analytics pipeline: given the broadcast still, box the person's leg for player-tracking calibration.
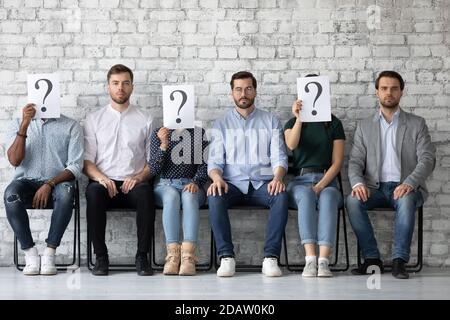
[154,181,183,275]
[346,187,389,260]
[85,181,111,257]
[124,181,155,255]
[154,183,182,244]
[124,181,154,276]
[289,184,318,254]
[249,182,289,259]
[317,184,342,277]
[3,179,39,250]
[391,190,424,263]
[46,181,76,248]
[207,183,242,258]
[317,185,342,253]
[181,188,204,243]
[179,187,205,276]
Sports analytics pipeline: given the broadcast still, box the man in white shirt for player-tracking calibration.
[83,64,154,276]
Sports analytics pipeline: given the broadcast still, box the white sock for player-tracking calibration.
[24,246,38,257]
[44,247,56,256]
[318,257,329,265]
[305,255,317,264]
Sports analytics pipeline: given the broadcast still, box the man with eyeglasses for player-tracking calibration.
[83,64,155,276]
[207,71,289,277]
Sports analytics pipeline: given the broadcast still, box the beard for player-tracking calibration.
[234,96,255,109]
[380,97,399,109]
[111,93,130,105]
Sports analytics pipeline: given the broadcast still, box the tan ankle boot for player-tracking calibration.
[163,243,181,275]
[179,242,197,276]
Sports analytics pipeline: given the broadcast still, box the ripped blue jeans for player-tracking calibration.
[3,179,75,250]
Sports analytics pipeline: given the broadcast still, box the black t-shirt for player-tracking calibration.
[284,115,345,175]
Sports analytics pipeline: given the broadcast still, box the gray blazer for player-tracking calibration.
[348,108,436,201]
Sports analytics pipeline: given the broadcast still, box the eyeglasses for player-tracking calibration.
[233,87,255,94]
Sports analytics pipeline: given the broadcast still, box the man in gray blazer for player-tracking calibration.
[347,71,435,279]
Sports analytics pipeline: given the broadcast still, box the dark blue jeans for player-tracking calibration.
[346,182,424,262]
[4,178,75,250]
[208,182,288,259]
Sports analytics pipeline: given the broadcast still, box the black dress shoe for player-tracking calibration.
[351,258,384,275]
[392,258,409,279]
[136,253,153,276]
[92,255,109,276]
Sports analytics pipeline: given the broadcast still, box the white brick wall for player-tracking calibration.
[0,0,449,267]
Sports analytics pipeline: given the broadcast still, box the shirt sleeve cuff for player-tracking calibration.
[65,165,81,179]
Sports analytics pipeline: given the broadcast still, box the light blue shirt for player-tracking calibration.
[5,115,84,181]
[208,108,288,194]
[379,110,401,182]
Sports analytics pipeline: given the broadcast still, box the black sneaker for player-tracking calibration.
[92,254,109,276]
[392,258,409,279]
[351,258,384,275]
[136,253,153,276]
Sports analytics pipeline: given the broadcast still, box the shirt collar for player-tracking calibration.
[107,104,133,116]
[379,108,400,125]
[232,107,257,120]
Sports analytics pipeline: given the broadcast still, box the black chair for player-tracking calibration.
[151,205,215,272]
[87,207,153,271]
[283,173,350,272]
[356,205,423,273]
[212,205,289,272]
[14,181,81,271]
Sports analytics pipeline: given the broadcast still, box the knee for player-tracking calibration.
[395,192,418,210]
[181,191,198,203]
[319,187,341,206]
[4,182,22,204]
[273,190,288,203]
[54,182,75,204]
[207,194,226,207]
[162,187,181,205]
[345,194,361,213]
[86,182,107,200]
[292,186,315,203]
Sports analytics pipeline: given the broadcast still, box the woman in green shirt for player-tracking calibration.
[285,96,345,278]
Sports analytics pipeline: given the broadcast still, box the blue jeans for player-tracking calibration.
[346,182,424,262]
[154,178,206,244]
[287,173,342,247]
[3,178,75,250]
[208,182,288,258]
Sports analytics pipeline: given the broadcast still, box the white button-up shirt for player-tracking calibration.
[379,110,401,182]
[84,104,153,181]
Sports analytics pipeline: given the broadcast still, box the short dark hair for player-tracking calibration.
[375,70,404,91]
[107,64,134,83]
[230,71,257,89]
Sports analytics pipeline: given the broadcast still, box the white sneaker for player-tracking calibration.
[217,257,235,277]
[23,254,40,276]
[40,254,57,275]
[318,259,333,277]
[262,257,282,277]
[302,259,317,277]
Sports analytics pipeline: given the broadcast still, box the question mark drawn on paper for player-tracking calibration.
[170,90,187,124]
[34,79,53,113]
[304,82,322,116]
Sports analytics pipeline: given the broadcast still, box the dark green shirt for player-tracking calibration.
[284,115,345,175]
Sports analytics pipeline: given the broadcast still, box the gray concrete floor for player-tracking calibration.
[1,267,450,300]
